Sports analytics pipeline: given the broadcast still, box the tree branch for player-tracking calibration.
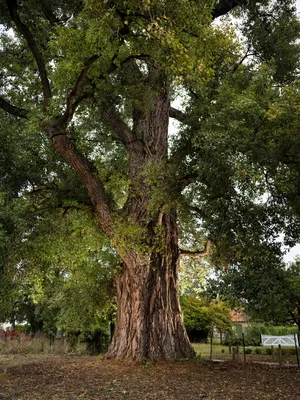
[41,1,84,26]
[178,174,198,189]
[169,107,186,123]
[189,205,206,218]
[46,121,113,238]
[180,241,211,257]
[72,93,92,113]
[5,0,51,109]
[64,53,145,124]
[64,55,99,123]
[233,48,255,72]
[212,0,247,19]
[0,97,28,119]
[288,310,298,326]
[40,3,60,25]
[101,104,135,145]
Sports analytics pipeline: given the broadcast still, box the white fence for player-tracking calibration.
[261,334,299,347]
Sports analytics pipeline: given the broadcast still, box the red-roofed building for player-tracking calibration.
[230,310,248,337]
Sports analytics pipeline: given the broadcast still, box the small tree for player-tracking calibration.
[181,296,232,342]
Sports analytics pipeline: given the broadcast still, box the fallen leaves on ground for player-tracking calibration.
[0,355,299,399]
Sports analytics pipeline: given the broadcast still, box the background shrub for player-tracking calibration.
[243,324,298,346]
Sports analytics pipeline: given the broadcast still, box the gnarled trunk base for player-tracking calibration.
[106,214,195,361]
[106,265,194,360]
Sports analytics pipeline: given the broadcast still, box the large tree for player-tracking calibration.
[0,0,299,360]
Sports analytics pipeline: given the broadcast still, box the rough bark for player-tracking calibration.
[45,121,113,238]
[106,75,195,360]
[107,212,195,360]
[42,73,195,360]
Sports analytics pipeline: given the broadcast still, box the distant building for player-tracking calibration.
[230,310,248,338]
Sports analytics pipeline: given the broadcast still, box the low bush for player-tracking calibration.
[223,338,242,346]
[0,331,37,354]
[0,329,26,341]
[14,324,31,334]
[65,331,81,352]
[84,329,110,355]
[0,330,67,355]
[223,332,242,346]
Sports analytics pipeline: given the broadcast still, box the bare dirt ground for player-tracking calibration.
[0,354,299,400]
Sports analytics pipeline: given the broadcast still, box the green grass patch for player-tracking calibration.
[192,343,299,363]
[192,343,230,358]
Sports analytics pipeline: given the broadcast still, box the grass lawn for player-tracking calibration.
[193,343,230,359]
[192,343,300,364]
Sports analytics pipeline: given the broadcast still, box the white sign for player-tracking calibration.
[261,334,299,347]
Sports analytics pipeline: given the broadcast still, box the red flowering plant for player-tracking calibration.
[0,329,26,340]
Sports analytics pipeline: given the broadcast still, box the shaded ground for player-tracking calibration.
[0,354,300,399]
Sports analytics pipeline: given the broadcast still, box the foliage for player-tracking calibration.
[207,258,300,330]
[0,330,66,355]
[0,329,25,340]
[14,324,31,334]
[181,295,232,342]
[0,162,118,334]
[0,1,298,262]
[179,257,211,296]
[224,323,298,346]
[1,206,118,335]
[84,329,111,355]
[0,0,300,359]
[243,324,298,346]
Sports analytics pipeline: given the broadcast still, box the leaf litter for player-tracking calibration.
[0,355,299,399]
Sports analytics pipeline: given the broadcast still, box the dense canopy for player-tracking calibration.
[1,0,300,360]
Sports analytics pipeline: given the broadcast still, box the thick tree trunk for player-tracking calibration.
[105,78,194,360]
[45,72,194,361]
[106,212,195,360]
